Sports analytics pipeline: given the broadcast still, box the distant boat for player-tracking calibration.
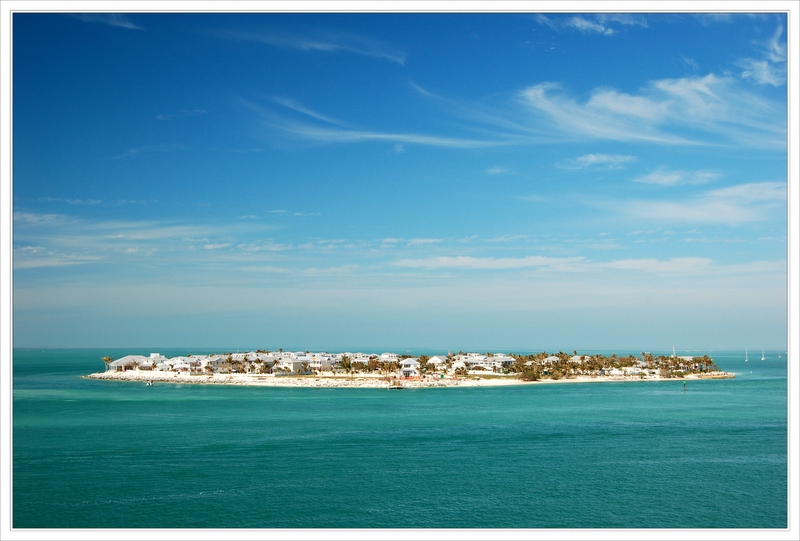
[745,349,749,363]
[761,349,765,361]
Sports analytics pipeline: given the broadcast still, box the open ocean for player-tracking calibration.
[12,348,787,529]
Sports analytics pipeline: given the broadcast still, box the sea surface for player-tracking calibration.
[12,348,788,529]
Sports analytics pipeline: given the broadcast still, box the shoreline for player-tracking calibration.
[84,370,735,388]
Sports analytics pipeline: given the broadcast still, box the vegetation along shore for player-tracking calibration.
[86,350,734,388]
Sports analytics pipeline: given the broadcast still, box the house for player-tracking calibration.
[203,355,228,371]
[171,356,201,372]
[276,359,305,373]
[494,356,515,367]
[149,353,169,364]
[542,355,560,364]
[427,356,449,371]
[309,355,332,371]
[400,358,420,378]
[108,355,148,371]
[450,360,467,372]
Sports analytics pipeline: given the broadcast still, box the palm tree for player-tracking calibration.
[101,356,114,372]
[341,355,352,377]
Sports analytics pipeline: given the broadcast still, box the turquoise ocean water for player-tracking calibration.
[12,348,787,529]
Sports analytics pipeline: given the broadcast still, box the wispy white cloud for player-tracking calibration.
[275,122,506,148]
[237,241,292,252]
[737,25,786,86]
[253,67,783,151]
[216,29,406,65]
[682,55,699,71]
[13,253,103,269]
[596,14,648,28]
[271,97,346,126]
[566,16,615,35]
[40,197,103,205]
[407,238,442,246]
[519,74,785,147]
[111,144,184,160]
[394,255,583,270]
[598,257,712,274]
[559,153,636,170]
[12,211,282,271]
[485,235,529,243]
[484,166,510,175]
[694,14,735,26]
[13,212,74,225]
[633,167,721,186]
[624,181,785,224]
[535,14,647,36]
[72,14,144,31]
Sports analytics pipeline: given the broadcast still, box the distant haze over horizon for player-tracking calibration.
[10,11,789,350]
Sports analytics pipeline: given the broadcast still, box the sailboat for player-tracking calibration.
[745,349,749,363]
[761,349,765,361]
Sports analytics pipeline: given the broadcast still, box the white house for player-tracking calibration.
[450,360,467,372]
[427,356,449,371]
[494,356,515,367]
[171,356,201,372]
[276,359,305,373]
[400,358,420,378]
[108,355,148,371]
[309,355,332,371]
[203,355,228,371]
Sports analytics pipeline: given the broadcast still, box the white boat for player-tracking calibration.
[745,349,749,363]
[761,349,765,361]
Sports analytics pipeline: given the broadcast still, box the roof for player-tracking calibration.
[109,355,148,366]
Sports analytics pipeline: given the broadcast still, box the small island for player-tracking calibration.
[86,350,734,388]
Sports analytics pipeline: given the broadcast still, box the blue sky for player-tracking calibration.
[9,10,790,351]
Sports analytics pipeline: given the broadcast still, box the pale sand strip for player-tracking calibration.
[84,370,734,388]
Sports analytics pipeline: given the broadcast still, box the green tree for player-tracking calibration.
[341,355,352,376]
[418,355,430,374]
[381,360,399,380]
[518,365,540,381]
